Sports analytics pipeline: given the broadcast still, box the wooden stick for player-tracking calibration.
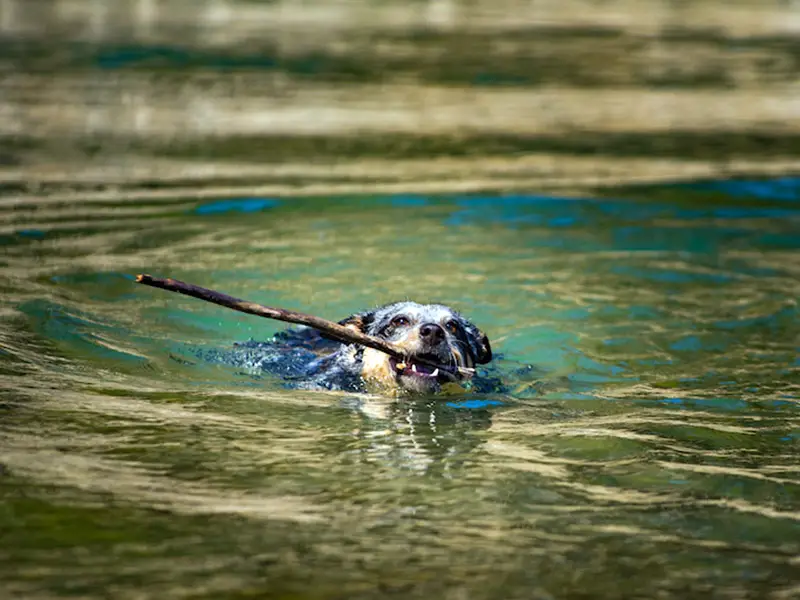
[135,274,472,376]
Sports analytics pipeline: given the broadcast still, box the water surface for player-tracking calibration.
[1,180,799,598]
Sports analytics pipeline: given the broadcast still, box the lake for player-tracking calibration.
[1,1,799,598]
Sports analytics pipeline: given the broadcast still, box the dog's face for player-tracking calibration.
[340,301,492,394]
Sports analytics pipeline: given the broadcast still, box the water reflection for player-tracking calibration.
[347,396,496,476]
[2,1,800,597]
[1,183,799,597]
[2,0,800,199]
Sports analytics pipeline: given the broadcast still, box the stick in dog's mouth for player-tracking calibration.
[391,356,460,383]
[135,274,475,377]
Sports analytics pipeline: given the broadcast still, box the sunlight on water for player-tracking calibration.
[1,179,799,599]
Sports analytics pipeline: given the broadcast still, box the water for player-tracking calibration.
[1,181,799,599]
[2,0,800,597]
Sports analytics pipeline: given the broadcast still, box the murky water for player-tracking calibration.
[2,1,800,598]
[2,182,799,599]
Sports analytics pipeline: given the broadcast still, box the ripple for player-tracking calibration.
[1,183,799,599]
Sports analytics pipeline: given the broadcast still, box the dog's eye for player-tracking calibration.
[390,316,410,328]
[445,320,460,334]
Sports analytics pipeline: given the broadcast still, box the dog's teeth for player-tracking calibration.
[411,364,418,373]
[432,368,439,377]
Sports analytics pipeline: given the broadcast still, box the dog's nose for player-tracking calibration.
[419,323,445,342]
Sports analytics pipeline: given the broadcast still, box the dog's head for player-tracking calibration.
[340,301,492,394]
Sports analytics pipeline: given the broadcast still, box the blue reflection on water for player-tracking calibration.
[441,184,800,257]
[445,195,589,227]
[445,399,506,409]
[388,195,428,208]
[194,197,280,215]
[16,228,46,239]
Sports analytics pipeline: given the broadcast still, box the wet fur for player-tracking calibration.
[230,301,492,394]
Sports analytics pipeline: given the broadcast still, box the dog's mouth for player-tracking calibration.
[389,354,460,384]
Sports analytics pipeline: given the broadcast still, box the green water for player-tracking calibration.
[1,187,798,598]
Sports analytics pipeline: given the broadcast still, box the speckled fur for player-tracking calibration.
[228,301,492,394]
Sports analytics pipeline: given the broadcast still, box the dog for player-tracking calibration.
[226,301,492,395]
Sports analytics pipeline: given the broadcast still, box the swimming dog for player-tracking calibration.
[230,301,492,394]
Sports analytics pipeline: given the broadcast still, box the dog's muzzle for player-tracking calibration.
[389,353,461,385]
[381,322,475,391]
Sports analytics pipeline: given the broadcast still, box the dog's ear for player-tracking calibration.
[337,311,375,334]
[473,329,492,364]
[319,311,375,344]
